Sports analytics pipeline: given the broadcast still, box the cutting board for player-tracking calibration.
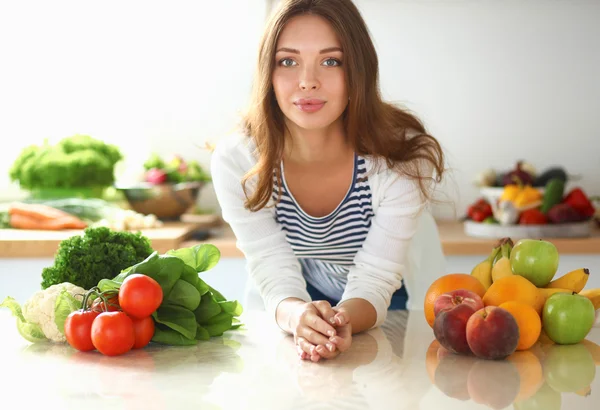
[0,214,222,258]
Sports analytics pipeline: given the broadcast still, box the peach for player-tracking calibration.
[433,303,476,354]
[466,306,519,360]
[434,289,484,318]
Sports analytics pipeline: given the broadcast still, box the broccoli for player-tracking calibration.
[41,227,154,290]
[9,134,123,191]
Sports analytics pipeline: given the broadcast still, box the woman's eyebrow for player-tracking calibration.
[275,46,343,54]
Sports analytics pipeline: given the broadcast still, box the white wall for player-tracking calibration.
[358,0,600,219]
[1,0,598,219]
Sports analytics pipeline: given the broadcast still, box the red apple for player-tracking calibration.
[434,289,484,318]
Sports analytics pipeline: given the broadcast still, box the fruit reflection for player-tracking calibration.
[513,383,562,410]
[507,350,544,401]
[543,343,596,393]
[433,347,477,401]
[467,359,521,409]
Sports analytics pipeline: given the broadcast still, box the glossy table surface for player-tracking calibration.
[1,308,599,410]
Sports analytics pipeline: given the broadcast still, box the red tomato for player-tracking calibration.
[132,316,155,349]
[91,311,135,356]
[65,310,100,352]
[91,295,120,313]
[118,274,163,319]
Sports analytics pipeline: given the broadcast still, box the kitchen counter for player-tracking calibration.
[1,307,599,409]
[2,218,599,258]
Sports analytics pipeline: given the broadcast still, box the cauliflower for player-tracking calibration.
[22,282,86,342]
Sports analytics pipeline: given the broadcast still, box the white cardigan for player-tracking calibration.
[210,132,436,328]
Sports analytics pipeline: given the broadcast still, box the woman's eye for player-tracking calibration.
[323,58,342,67]
[279,58,297,67]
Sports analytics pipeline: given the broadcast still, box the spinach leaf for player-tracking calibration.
[204,312,233,337]
[165,279,201,311]
[196,277,210,296]
[181,264,199,287]
[54,290,82,335]
[152,323,198,346]
[167,244,221,273]
[131,254,184,296]
[195,324,210,341]
[208,285,226,302]
[218,300,243,317]
[97,278,122,293]
[194,293,221,324]
[152,304,198,340]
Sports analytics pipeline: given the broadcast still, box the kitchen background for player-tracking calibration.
[1,0,598,217]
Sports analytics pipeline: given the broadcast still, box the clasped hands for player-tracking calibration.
[292,300,352,362]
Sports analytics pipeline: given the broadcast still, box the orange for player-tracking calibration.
[424,273,486,327]
[482,275,543,315]
[508,350,545,402]
[500,301,542,351]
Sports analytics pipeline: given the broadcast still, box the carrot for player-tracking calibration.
[8,202,76,221]
[9,213,87,230]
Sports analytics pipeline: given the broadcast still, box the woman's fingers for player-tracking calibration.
[296,336,317,357]
[298,310,337,341]
[312,300,337,328]
[329,324,352,353]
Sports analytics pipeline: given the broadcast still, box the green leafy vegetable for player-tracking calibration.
[195,325,210,341]
[167,244,221,273]
[194,293,221,324]
[9,134,123,191]
[203,312,233,337]
[41,227,153,290]
[1,297,47,343]
[152,304,198,340]
[166,280,201,311]
[54,290,82,335]
[152,323,197,346]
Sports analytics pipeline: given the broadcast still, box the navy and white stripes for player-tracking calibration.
[273,155,374,301]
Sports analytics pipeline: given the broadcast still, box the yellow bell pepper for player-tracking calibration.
[513,185,543,208]
[500,184,521,202]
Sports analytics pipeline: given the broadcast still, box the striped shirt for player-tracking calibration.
[273,154,374,301]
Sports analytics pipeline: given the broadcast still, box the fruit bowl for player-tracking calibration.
[464,220,593,239]
[115,182,204,220]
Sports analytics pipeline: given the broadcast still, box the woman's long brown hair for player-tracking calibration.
[241,0,445,211]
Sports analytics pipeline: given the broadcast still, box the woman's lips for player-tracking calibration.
[294,98,326,113]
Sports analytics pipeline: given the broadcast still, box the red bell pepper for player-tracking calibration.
[519,208,548,225]
[562,188,596,219]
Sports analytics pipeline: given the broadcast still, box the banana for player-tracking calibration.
[538,287,575,307]
[491,242,513,282]
[575,385,592,397]
[471,246,500,290]
[579,288,600,310]
[546,268,589,293]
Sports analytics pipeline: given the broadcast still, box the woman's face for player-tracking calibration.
[272,14,348,132]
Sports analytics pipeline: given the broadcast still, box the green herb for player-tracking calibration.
[41,227,154,290]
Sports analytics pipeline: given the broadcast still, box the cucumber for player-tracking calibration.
[22,198,115,222]
[540,178,565,214]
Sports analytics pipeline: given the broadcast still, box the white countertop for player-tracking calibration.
[2,307,600,410]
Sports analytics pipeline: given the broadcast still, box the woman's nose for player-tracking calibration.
[299,68,319,91]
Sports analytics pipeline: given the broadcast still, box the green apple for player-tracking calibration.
[510,239,559,287]
[543,344,596,393]
[542,293,595,344]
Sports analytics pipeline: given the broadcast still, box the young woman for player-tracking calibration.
[211,0,445,362]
